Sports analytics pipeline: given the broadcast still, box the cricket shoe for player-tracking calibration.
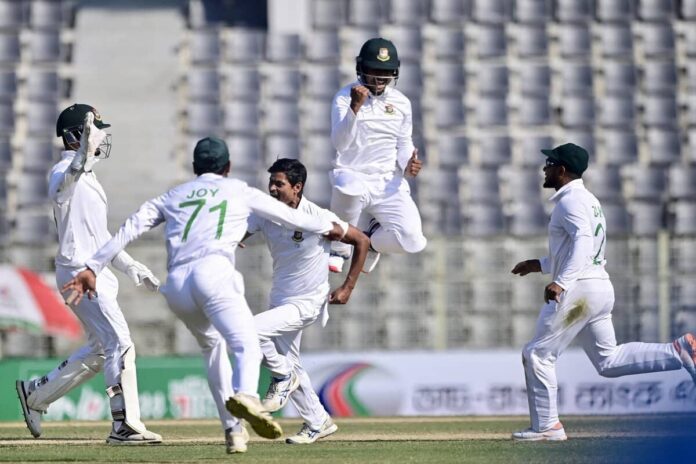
[512,425,567,442]
[362,219,381,273]
[286,417,338,444]
[262,371,300,412]
[15,380,43,438]
[106,423,162,445]
[674,333,696,384]
[225,424,250,454]
[329,252,348,273]
[225,393,283,439]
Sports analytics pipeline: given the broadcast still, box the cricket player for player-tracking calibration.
[511,143,696,441]
[328,37,427,274]
[62,137,347,454]
[16,104,162,444]
[244,158,369,444]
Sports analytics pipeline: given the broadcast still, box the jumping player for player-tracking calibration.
[328,37,427,274]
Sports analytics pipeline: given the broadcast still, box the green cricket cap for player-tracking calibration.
[357,37,400,71]
[193,136,229,173]
[541,143,589,176]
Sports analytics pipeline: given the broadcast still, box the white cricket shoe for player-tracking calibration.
[674,333,696,384]
[512,425,567,442]
[362,219,381,273]
[286,417,338,444]
[225,393,283,439]
[106,423,162,445]
[16,380,42,438]
[262,372,301,412]
[329,252,347,273]
[225,424,250,454]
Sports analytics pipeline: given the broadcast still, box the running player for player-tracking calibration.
[246,158,369,444]
[62,137,346,454]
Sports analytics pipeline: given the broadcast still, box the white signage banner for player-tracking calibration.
[282,349,696,417]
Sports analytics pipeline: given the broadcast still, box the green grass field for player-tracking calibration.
[1,415,694,463]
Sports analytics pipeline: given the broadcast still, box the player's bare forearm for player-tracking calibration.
[335,225,369,297]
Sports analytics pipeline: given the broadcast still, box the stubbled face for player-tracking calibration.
[543,158,564,189]
[360,67,394,95]
[268,172,302,208]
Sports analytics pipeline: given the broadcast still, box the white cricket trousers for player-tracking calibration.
[55,266,133,388]
[523,278,683,431]
[329,171,427,258]
[254,297,329,429]
[161,254,262,431]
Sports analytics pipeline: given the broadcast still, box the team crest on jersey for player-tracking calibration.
[377,48,390,61]
[292,231,304,242]
[385,104,395,114]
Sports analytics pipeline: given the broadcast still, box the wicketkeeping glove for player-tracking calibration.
[70,112,107,172]
[126,261,161,292]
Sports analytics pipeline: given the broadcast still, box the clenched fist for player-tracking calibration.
[350,85,370,114]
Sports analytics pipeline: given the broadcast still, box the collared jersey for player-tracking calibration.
[331,82,415,176]
[86,174,335,275]
[49,151,113,268]
[539,179,610,289]
[247,197,339,306]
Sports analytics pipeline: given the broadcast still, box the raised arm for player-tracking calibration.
[331,87,367,152]
[49,112,107,204]
[247,187,345,237]
[85,196,166,275]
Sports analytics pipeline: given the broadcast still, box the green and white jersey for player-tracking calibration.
[539,179,610,289]
[86,173,335,274]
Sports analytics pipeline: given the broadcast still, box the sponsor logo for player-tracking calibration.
[314,362,402,416]
[377,47,390,62]
[575,381,664,411]
[412,384,536,414]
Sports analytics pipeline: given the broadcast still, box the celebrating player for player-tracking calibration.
[62,137,347,454]
[511,143,696,441]
[16,104,162,444]
[327,37,427,274]
[244,158,369,444]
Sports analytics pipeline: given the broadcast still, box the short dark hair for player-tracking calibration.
[268,158,306,191]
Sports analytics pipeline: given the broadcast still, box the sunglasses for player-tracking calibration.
[545,158,563,167]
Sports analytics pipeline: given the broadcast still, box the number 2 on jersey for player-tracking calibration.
[179,199,228,242]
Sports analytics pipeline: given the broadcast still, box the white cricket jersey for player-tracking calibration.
[247,197,340,306]
[539,179,610,289]
[331,81,415,176]
[49,151,115,268]
[86,173,336,275]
